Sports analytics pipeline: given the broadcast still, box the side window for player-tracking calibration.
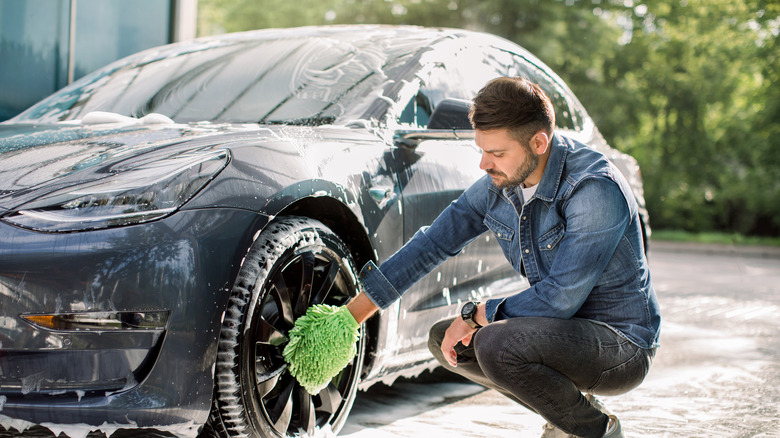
[516,61,584,132]
[398,92,432,127]
[476,46,584,132]
[400,44,506,128]
[397,43,586,132]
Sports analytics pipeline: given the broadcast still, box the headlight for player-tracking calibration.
[3,149,229,232]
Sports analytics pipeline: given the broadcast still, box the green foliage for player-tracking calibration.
[197,0,780,237]
[611,0,779,236]
[652,230,780,247]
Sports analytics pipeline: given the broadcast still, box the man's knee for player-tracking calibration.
[472,323,510,370]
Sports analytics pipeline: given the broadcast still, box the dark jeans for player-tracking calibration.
[428,317,654,438]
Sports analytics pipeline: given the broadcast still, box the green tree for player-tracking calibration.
[598,0,779,235]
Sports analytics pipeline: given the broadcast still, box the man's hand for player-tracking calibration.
[441,317,477,367]
[441,302,489,367]
[283,304,360,394]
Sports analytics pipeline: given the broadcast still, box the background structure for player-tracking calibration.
[0,0,197,121]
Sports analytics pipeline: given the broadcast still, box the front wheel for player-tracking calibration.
[208,217,366,437]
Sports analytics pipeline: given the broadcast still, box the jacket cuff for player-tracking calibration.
[358,261,402,310]
[484,297,505,323]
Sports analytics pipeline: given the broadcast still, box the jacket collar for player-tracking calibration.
[535,134,567,202]
[503,134,567,203]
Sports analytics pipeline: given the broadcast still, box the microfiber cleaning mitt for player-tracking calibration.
[283,304,360,394]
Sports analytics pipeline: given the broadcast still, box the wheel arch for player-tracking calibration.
[279,196,375,269]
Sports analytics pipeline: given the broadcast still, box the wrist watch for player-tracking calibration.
[460,301,482,329]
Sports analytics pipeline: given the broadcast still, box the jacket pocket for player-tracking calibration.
[484,214,514,242]
[538,223,564,267]
[538,223,564,251]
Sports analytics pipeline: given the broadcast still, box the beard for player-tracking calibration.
[486,147,539,190]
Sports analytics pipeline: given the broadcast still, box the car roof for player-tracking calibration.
[121,25,508,68]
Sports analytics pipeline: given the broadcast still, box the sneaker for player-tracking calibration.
[539,395,623,438]
[603,415,624,438]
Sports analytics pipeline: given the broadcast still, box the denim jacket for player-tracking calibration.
[359,134,661,349]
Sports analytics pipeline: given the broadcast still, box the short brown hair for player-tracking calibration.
[469,76,555,144]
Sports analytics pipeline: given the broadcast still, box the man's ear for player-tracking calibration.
[530,131,550,155]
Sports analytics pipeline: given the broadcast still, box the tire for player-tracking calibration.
[208,217,366,438]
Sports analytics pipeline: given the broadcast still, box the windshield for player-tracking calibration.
[15,32,420,125]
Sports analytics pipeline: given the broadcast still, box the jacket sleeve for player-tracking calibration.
[359,175,491,310]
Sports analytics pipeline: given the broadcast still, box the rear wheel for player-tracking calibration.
[208,217,365,437]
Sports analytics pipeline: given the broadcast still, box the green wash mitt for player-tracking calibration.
[283,304,360,394]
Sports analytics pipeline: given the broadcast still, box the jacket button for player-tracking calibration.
[497,233,502,238]
[525,249,530,254]
[547,244,552,249]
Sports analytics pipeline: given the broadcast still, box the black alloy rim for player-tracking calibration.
[246,245,359,436]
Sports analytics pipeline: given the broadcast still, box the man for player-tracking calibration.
[346,76,660,438]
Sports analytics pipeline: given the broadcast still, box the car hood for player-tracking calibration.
[0,120,319,213]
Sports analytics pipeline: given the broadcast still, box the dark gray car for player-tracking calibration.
[0,25,649,438]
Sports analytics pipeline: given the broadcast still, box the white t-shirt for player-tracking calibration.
[520,184,538,205]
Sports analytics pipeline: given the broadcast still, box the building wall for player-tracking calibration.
[0,0,197,121]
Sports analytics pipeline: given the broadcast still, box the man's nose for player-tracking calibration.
[479,153,491,170]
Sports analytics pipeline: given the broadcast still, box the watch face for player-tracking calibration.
[461,301,476,318]
[461,301,481,329]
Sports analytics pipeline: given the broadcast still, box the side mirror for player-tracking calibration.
[427,98,472,130]
[394,98,474,148]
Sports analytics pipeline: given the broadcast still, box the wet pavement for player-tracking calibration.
[3,241,780,437]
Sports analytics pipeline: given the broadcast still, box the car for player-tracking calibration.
[0,25,650,438]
